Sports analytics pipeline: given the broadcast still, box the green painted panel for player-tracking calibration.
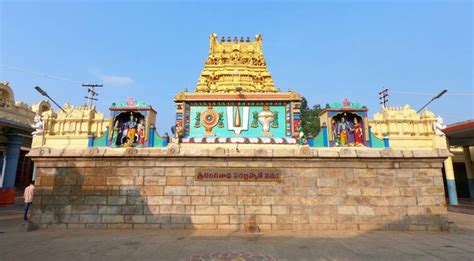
[370,133,385,148]
[188,105,288,138]
[93,134,107,147]
[153,132,164,147]
[313,132,326,147]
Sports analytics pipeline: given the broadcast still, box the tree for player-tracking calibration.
[300,97,322,136]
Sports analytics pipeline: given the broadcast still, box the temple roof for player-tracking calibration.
[194,33,279,93]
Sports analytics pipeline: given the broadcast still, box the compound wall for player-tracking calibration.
[28,146,449,231]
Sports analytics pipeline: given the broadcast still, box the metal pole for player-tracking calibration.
[417,89,447,113]
[34,86,66,113]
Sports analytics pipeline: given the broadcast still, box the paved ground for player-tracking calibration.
[0,203,473,261]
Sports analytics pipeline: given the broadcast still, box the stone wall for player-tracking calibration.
[28,146,450,231]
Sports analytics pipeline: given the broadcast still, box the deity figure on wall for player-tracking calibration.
[31,114,44,136]
[251,111,259,128]
[137,119,145,146]
[337,116,351,145]
[353,118,363,145]
[194,112,201,128]
[434,116,446,136]
[298,125,306,145]
[111,120,120,147]
[331,119,339,146]
[258,103,274,136]
[125,115,138,147]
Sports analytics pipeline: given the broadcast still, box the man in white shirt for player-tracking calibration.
[23,181,35,223]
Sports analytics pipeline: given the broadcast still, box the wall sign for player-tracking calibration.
[195,168,282,182]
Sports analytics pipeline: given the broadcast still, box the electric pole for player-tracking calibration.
[379,88,389,108]
[82,84,103,107]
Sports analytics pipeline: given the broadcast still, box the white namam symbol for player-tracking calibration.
[226,106,249,135]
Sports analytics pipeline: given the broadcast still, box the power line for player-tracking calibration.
[0,64,82,84]
[391,90,474,96]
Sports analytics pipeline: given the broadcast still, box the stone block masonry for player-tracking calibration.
[27,146,451,231]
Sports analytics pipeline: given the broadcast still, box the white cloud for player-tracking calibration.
[97,73,134,86]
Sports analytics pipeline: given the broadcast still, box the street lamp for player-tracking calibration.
[34,86,66,113]
[417,89,448,113]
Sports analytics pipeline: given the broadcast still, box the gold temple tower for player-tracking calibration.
[195,33,279,93]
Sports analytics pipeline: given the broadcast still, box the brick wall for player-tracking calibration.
[28,146,450,230]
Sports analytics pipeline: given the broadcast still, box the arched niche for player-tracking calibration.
[32,100,52,115]
[0,81,15,109]
[112,111,146,147]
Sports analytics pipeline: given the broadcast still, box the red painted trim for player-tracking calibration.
[319,108,368,115]
[443,120,474,134]
[175,93,301,101]
[109,107,157,113]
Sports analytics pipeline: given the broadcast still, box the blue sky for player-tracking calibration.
[1,0,472,134]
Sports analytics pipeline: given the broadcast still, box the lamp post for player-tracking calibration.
[34,86,66,113]
[417,89,448,113]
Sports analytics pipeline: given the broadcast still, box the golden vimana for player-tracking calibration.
[194,33,279,93]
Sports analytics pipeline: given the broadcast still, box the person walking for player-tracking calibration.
[23,181,35,224]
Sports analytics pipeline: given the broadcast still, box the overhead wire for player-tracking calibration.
[390,90,474,96]
[0,64,83,85]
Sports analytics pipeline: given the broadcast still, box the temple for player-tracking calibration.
[2,33,471,232]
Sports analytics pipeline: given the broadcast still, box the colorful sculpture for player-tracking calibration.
[337,115,350,146]
[258,103,275,136]
[353,117,364,145]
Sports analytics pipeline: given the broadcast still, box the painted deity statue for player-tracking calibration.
[111,120,120,147]
[331,119,339,146]
[353,118,363,145]
[121,122,128,145]
[337,116,351,146]
[137,119,145,146]
[125,114,138,147]
[298,126,306,145]
[31,114,44,136]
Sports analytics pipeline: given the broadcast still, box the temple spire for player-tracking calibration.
[194,33,278,93]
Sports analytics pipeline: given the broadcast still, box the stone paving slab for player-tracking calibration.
[0,205,473,260]
[0,228,473,260]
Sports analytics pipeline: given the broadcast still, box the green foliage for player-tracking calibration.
[300,97,322,136]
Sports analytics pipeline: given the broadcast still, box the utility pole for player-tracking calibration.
[82,84,103,107]
[379,88,389,108]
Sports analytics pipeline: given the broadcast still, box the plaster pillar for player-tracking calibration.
[2,135,23,188]
[463,146,474,199]
[0,135,23,204]
[444,157,458,205]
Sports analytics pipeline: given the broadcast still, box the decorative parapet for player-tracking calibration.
[0,81,35,129]
[369,105,446,149]
[28,146,452,160]
[31,103,109,148]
